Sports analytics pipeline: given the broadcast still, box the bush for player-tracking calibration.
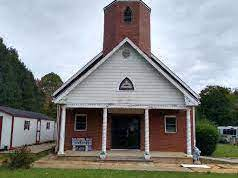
[196,120,219,156]
[4,146,34,169]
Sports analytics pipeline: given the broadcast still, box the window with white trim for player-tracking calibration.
[75,114,87,131]
[165,116,177,133]
[24,120,30,130]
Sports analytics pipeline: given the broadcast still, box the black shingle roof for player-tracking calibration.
[0,105,54,121]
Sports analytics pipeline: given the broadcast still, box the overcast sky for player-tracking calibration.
[0,0,237,92]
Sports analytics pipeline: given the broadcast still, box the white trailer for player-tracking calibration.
[0,106,56,150]
[218,126,238,138]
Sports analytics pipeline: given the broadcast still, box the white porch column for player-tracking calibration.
[193,107,196,147]
[58,105,66,155]
[100,108,108,159]
[144,108,150,160]
[186,108,192,156]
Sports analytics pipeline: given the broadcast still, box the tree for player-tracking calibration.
[198,85,238,126]
[37,73,63,119]
[0,38,44,112]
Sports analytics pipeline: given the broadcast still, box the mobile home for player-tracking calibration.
[0,106,56,150]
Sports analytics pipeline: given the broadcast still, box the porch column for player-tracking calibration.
[186,108,192,156]
[144,108,150,160]
[58,105,66,155]
[100,108,108,159]
[193,107,196,147]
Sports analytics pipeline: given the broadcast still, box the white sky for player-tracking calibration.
[0,0,237,92]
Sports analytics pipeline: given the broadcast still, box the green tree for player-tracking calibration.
[198,85,238,126]
[0,38,44,112]
[37,72,63,119]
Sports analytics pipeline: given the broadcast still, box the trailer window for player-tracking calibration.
[24,121,30,130]
[46,122,50,130]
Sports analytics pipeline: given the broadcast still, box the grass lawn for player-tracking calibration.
[212,144,238,158]
[0,168,237,178]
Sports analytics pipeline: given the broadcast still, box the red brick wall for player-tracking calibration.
[149,110,187,152]
[64,108,102,150]
[63,108,194,153]
[103,1,151,56]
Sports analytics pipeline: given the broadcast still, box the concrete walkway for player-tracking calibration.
[28,143,55,154]
[201,156,238,164]
[34,154,238,173]
[0,142,55,154]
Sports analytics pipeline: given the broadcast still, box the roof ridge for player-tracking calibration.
[0,105,54,121]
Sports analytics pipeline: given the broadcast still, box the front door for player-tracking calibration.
[111,116,140,149]
[0,116,3,146]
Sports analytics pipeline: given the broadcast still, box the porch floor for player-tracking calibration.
[62,150,187,158]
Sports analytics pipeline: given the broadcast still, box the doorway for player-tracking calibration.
[111,115,140,149]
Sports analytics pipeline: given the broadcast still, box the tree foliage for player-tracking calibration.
[198,85,238,126]
[37,73,63,119]
[0,38,44,112]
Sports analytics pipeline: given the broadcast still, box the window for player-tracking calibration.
[124,7,132,23]
[75,114,87,131]
[223,129,236,136]
[119,77,134,91]
[46,122,50,130]
[165,116,177,133]
[24,121,30,130]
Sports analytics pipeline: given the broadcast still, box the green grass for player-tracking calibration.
[212,144,238,158]
[0,168,237,178]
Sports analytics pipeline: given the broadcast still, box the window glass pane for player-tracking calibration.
[75,115,87,130]
[166,117,176,133]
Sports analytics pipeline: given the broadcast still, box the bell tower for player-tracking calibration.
[103,0,151,56]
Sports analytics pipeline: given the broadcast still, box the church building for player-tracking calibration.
[53,0,199,160]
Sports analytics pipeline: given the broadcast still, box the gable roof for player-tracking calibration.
[53,38,199,105]
[0,105,54,121]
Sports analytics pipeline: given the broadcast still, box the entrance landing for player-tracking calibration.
[63,150,187,158]
[59,150,190,164]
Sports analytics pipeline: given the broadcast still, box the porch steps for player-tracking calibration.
[57,155,192,164]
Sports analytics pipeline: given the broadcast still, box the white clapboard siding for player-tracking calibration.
[40,120,55,142]
[12,117,38,147]
[65,44,185,105]
[0,112,12,149]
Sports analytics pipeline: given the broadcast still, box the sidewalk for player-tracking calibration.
[201,156,238,164]
[0,142,55,154]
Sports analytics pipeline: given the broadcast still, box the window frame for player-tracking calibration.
[24,120,31,131]
[74,114,87,132]
[164,115,177,134]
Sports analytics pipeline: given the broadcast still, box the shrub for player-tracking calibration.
[196,119,219,156]
[4,145,34,169]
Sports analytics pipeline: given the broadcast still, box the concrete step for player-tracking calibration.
[56,155,192,164]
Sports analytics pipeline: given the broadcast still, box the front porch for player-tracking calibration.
[57,105,195,160]
[62,150,187,159]
[58,150,192,164]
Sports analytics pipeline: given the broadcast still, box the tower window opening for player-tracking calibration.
[124,7,132,23]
